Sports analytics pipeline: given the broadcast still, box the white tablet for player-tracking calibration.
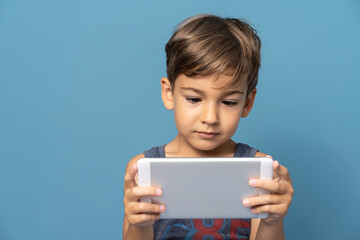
[137,157,273,219]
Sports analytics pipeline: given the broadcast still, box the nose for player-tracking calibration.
[200,103,219,125]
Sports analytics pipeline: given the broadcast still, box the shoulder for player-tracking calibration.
[124,144,163,174]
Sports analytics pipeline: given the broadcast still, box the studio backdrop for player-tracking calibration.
[0,0,359,239]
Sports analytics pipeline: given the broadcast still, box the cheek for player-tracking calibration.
[222,110,241,132]
[174,103,195,130]
[174,98,199,119]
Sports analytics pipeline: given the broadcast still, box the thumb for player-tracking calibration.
[124,163,138,189]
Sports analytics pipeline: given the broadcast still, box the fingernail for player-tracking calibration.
[243,199,250,206]
[251,208,257,213]
[156,188,162,195]
[160,205,166,212]
[249,179,257,186]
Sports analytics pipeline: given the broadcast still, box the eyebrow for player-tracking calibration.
[181,87,204,94]
[180,87,244,96]
[223,90,245,96]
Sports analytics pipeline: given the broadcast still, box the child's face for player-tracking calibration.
[161,74,256,152]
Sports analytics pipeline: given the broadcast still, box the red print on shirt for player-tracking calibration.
[192,219,224,239]
[192,219,250,239]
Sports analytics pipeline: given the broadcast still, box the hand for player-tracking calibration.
[124,163,166,228]
[243,156,294,225]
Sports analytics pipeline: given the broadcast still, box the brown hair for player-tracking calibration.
[165,14,261,97]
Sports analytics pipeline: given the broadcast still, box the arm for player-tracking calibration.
[248,152,294,240]
[123,154,166,240]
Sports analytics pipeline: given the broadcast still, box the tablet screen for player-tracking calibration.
[149,160,261,218]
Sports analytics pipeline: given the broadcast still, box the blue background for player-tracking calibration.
[1,0,359,239]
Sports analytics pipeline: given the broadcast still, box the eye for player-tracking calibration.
[186,97,202,104]
[222,100,238,106]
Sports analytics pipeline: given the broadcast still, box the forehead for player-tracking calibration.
[175,74,247,92]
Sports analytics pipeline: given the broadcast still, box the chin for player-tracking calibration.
[191,140,224,152]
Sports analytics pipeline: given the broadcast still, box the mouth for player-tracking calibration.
[196,131,219,139]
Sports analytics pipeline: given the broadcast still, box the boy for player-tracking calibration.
[123,14,294,240]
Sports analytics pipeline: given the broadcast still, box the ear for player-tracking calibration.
[161,77,174,110]
[241,88,257,118]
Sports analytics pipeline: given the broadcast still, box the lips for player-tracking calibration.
[196,131,219,139]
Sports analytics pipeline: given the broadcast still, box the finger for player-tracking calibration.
[250,203,287,216]
[127,186,163,201]
[127,213,161,226]
[249,179,289,194]
[132,202,166,214]
[243,194,282,208]
[124,164,138,189]
[273,160,280,172]
[274,163,290,180]
[272,160,280,179]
